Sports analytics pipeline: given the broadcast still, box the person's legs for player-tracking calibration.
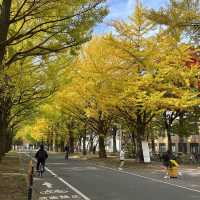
[36,160,40,171]
[119,160,124,170]
[121,160,125,168]
[41,160,45,172]
[65,152,69,160]
[164,165,169,178]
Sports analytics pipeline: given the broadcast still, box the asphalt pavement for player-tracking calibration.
[29,153,200,200]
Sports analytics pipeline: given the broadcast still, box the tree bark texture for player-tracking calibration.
[0,0,12,66]
[112,126,117,153]
[98,134,107,158]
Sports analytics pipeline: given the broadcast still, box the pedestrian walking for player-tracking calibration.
[118,148,125,170]
[64,144,69,160]
[189,153,195,164]
[162,150,171,178]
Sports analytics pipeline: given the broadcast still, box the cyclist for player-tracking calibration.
[35,144,48,172]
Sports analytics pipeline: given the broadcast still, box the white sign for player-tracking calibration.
[142,141,151,163]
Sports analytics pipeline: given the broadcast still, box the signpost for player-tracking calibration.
[142,141,151,163]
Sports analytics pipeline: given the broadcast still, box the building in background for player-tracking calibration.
[154,133,200,154]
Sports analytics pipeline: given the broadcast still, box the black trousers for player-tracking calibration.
[36,159,45,171]
[65,152,69,160]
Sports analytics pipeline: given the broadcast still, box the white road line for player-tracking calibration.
[45,167,91,200]
[24,153,91,200]
[90,163,200,194]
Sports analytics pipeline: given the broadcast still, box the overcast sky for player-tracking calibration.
[95,0,168,34]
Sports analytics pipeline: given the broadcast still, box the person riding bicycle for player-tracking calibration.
[35,144,48,172]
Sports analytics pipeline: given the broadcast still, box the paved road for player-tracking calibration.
[32,153,200,200]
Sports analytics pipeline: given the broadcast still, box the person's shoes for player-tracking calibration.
[163,175,169,179]
[118,168,123,170]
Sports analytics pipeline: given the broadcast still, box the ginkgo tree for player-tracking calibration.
[16,1,200,163]
[145,0,200,44]
[106,1,200,160]
[49,2,199,160]
[56,37,124,158]
[0,0,107,160]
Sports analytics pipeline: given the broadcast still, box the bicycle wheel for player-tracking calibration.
[38,163,44,177]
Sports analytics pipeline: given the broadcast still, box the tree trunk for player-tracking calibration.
[47,133,51,151]
[136,135,143,162]
[112,127,117,153]
[0,109,9,159]
[151,138,156,154]
[136,113,145,162]
[0,0,12,67]
[50,133,53,151]
[82,131,87,155]
[60,138,65,152]
[54,134,59,152]
[163,110,175,154]
[131,132,136,158]
[167,128,172,153]
[98,134,107,158]
[78,136,82,152]
[89,135,94,153]
[0,125,6,160]
[69,130,74,153]
[5,127,12,153]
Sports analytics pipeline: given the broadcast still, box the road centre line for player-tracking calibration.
[89,162,200,194]
[24,153,91,200]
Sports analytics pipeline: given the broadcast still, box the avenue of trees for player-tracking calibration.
[0,0,107,161]
[1,0,200,162]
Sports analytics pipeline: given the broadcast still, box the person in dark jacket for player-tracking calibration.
[64,144,69,160]
[35,144,48,171]
[162,150,171,178]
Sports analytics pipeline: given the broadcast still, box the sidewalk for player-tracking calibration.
[81,153,200,170]
[80,154,163,171]
[0,152,27,200]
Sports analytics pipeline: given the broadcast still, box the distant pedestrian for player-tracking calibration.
[189,153,195,164]
[162,150,171,178]
[118,148,125,170]
[64,144,69,160]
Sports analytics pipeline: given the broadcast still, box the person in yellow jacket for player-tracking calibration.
[168,159,179,178]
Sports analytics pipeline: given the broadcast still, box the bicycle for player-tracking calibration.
[38,162,45,177]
